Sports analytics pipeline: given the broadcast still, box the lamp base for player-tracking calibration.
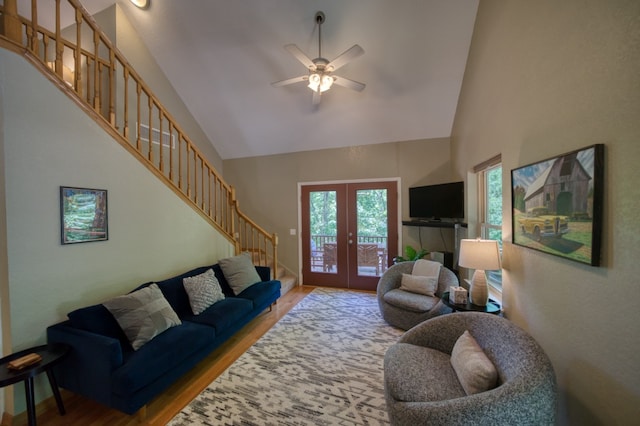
[468,270,488,306]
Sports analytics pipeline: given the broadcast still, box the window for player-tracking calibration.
[475,155,503,291]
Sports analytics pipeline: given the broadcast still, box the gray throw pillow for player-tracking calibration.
[103,283,181,350]
[399,273,438,296]
[450,330,498,395]
[183,268,225,315]
[218,252,262,295]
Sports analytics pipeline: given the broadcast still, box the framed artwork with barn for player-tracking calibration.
[60,186,109,244]
[511,144,604,266]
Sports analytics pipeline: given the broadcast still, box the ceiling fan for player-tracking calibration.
[271,11,365,105]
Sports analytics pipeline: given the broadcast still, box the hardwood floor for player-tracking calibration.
[11,286,315,426]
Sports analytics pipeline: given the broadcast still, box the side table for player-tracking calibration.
[0,343,69,426]
[441,291,501,315]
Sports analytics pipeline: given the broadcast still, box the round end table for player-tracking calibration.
[0,343,69,426]
[441,291,501,315]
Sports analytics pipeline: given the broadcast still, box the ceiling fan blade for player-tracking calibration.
[271,75,308,87]
[332,75,366,92]
[284,44,316,70]
[326,44,364,72]
[312,90,321,105]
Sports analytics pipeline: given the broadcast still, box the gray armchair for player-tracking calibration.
[377,261,457,330]
[384,312,557,425]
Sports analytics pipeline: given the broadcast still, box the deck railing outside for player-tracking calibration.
[311,234,388,248]
[310,235,388,276]
[0,0,277,273]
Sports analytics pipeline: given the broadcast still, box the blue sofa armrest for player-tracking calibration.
[256,266,271,282]
[47,321,125,407]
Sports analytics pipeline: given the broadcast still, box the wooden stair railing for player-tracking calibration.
[0,0,277,275]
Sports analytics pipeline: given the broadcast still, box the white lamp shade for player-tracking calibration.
[458,239,501,271]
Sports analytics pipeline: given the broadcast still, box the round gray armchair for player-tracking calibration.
[377,261,458,330]
[384,312,557,425]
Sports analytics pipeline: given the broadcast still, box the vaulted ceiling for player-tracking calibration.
[41,0,479,159]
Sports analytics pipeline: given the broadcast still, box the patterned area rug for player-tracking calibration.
[168,288,404,426]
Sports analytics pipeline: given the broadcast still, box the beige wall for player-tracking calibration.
[0,49,234,415]
[223,138,460,279]
[451,0,640,424]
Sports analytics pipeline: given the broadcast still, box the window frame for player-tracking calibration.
[474,155,503,294]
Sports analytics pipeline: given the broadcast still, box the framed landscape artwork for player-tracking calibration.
[60,186,108,244]
[511,144,604,266]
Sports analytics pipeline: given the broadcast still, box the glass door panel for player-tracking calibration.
[301,184,348,288]
[355,189,388,277]
[347,182,398,290]
[309,190,337,274]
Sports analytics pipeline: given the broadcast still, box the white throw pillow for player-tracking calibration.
[183,269,225,315]
[450,330,498,395]
[412,259,441,277]
[399,273,438,296]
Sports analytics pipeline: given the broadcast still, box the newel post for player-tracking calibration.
[2,0,22,43]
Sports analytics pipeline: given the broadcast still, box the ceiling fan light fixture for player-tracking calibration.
[307,73,333,93]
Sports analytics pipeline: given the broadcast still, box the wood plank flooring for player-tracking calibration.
[11,286,315,426]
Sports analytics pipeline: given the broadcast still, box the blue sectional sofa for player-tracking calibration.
[47,262,281,415]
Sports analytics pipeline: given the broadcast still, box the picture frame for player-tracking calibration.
[511,144,604,266]
[60,186,108,244]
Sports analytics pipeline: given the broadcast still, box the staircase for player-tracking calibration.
[0,0,296,290]
[249,251,297,295]
[275,265,297,295]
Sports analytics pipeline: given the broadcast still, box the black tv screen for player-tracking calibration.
[409,181,464,220]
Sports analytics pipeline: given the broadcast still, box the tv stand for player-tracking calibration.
[402,220,467,229]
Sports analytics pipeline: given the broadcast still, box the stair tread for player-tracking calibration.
[277,274,297,296]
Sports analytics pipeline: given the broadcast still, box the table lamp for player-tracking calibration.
[458,239,501,306]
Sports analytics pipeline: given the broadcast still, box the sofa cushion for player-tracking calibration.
[67,303,132,350]
[218,253,262,295]
[385,343,465,402]
[450,330,498,395]
[183,269,225,315]
[183,298,253,334]
[254,266,272,283]
[103,284,182,350]
[399,273,437,296]
[112,321,215,395]
[235,280,281,309]
[383,288,440,313]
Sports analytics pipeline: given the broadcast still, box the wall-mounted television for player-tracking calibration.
[409,181,465,220]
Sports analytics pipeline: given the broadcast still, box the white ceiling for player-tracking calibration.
[43,0,479,159]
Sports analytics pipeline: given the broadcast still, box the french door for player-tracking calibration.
[301,181,398,291]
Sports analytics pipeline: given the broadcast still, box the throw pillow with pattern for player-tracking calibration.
[183,268,225,315]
